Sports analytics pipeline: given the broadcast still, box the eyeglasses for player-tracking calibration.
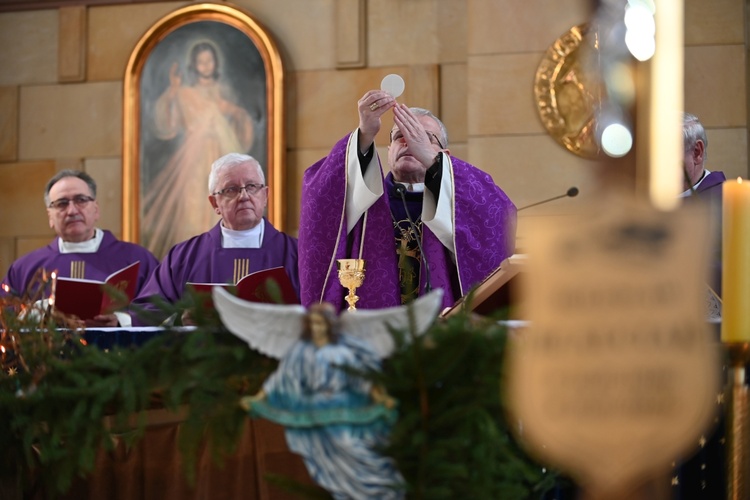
[390,130,445,149]
[213,183,265,199]
[48,195,95,211]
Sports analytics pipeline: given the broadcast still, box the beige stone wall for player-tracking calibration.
[0,0,746,278]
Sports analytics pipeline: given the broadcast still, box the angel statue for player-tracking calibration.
[212,287,444,500]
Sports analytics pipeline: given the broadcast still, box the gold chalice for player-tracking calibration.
[337,259,366,311]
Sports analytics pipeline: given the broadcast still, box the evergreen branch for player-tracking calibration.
[1,288,562,499]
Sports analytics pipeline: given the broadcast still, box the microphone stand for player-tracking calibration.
[517,187,579,212]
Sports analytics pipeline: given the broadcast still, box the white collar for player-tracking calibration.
[221,220,264,248]
[58,228,103,254]
[395,181,425,193]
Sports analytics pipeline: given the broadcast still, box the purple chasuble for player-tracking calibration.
[1,230,158,298]
[299,133,517,311]
[131,220,299,324]
[695,170,726,198]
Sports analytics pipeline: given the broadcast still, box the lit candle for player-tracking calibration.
[722,178,750,342]
[49,271,57,309]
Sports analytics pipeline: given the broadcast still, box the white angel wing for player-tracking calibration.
[338,289,444,358]
[212,286,307,359]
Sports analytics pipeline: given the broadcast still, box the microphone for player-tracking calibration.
[394,184,432,293]
[517,186,579,211]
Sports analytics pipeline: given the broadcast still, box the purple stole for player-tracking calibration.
[299,133,516,311]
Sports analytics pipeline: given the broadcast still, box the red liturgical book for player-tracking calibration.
[187,266,299,305]
[53,261,141,320]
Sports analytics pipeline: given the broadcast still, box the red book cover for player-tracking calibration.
[53,261,140,320]
[187,266,299,305]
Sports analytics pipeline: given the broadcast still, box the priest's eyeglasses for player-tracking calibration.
[48,195,95,211]
[213,183,265,199]
[390,130,445,149]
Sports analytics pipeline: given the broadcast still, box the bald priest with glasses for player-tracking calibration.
[299,91,517,312]
[1,170,159,327]
[131,153,300,324]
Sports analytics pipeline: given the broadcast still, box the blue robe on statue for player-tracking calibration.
[252,335,404,500]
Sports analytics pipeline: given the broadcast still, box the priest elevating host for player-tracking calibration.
[299,90,517,312]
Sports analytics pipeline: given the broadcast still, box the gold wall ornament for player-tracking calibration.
[337,259,365,311]
[534,24,603,160]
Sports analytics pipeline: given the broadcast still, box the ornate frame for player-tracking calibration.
[122,3,285,252]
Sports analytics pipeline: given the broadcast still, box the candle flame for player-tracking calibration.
[0,346,5,354]
[51,271,57,279]
[1,283,8,293]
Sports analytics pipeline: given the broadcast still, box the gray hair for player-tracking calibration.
[410,107,449,148]
[44,169,97,207]
[208,153,265,193]
[683,112,708,162]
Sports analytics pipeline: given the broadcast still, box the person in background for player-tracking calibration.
[1,170,158,327]
[673,113,727,500]
[131,153,299,325]
[680,112,726,199]
[679,112,725,300]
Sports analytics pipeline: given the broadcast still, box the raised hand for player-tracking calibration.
[357,90,396,153]
[392,103,437,167]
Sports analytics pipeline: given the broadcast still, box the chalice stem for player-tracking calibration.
[345,288,359,310]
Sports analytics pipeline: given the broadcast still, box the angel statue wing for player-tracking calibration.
[212,287,307,359]
[338,288,444,358]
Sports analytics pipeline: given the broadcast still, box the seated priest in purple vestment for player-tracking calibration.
[299,90,517,312]
[1,170,159,327]
[131,153,300,325]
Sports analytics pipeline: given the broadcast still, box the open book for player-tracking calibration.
[54,261,140,320]
[187,266,299,305]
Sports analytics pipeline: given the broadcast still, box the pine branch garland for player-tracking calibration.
[380,312,557,499]
[1,287,561,499]
[0,294,276,496]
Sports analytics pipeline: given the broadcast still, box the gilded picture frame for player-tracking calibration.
[123,3,284,257]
